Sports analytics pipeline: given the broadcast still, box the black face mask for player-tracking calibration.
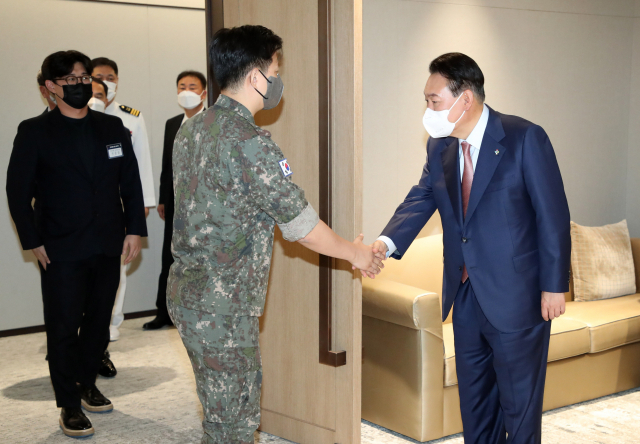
[59,83,93,109]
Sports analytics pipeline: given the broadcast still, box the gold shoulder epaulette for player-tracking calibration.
[119,105,141,117]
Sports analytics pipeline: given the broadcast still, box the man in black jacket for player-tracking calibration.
[6,50,147,438]
[144,70,206,330]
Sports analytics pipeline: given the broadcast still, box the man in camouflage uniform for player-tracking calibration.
[168,25,381,443]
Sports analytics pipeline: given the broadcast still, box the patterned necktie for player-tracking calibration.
[461,141,474,283]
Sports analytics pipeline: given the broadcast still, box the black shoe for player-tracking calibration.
[98,350,117,378]
[59,407,94,437]
[143,316,173,330]
[79,384,113,413]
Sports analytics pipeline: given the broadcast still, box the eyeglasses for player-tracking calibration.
[54,75,93,86]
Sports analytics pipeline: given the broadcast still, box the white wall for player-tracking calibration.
[363,0,639,243]
[627,0,640,237]
[0,0,206,330]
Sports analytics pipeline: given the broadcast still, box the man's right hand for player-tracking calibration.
[351,234,383,279]
[372,240,389,261]
[157,204,165,221]
[32,245,50,270]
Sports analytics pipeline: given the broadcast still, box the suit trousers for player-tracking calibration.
[155,206,174,320]
[453,281,551,444]
[40,254,121,408]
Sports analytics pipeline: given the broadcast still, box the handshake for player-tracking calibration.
[350,236,389,279]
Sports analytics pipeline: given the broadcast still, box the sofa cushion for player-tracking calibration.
[547,318,591,361]
[442,317,591,387]
[443,323,456,387]
[570,220,636,301]
[563,294,640,352]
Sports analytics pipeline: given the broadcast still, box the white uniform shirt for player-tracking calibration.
[181,105,206,126]
[105,101,156,207]
[378,104,490,257]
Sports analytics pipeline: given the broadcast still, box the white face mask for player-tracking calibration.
[103,80,117,102]
[88,97,106,113]
[422,93,466,138]
[177,90,205,110]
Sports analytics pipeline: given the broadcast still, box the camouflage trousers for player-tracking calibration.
[168,300,262,444]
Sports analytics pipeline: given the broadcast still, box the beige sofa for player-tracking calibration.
[362,234,640,442]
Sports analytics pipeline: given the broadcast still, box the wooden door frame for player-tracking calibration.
[204,0,348,369]
[203,2,363,441]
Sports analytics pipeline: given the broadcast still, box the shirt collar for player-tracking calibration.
[215,94,255,125]
[181,104,206,125]
[459,103,489,150]
[105,100,119,116]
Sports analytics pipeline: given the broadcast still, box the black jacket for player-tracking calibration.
[158,113,183,211]
[6,107,147,261]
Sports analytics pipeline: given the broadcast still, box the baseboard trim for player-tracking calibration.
[124,309,158,320]
[0,309,158,338]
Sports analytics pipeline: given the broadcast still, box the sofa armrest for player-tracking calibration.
[362,278,443,339]
[631,238,640,291]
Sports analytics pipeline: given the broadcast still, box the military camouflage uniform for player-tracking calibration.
[168,94,319,444]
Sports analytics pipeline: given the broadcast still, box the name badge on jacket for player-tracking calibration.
[107,143,123,159]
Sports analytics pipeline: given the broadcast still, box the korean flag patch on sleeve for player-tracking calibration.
[278,159,292,177]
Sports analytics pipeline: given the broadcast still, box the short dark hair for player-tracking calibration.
[37,71,45,86]
[176,70,207,89]
[41,50,93,82]
[210,25,282,91]
[429,53,485,102]
[93,77,108,97]
[91,57,119,75]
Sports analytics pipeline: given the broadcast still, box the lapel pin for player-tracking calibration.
[495,149,500,155]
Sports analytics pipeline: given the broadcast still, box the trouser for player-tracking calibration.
[155,205,174,321]
[110,258,130,329]
[453,281,551,444]
[40,254,121,408]
[168,300,261,444]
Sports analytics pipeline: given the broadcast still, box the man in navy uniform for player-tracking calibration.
[92,57,155,341]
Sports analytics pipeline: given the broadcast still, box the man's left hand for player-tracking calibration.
[541,291,565,321]
[122,234,142,264]
[145,207,150,218]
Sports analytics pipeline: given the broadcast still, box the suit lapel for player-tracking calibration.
[463,107,506,228]
[441,137,463,228]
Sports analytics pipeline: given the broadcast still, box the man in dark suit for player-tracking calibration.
[144,70,207,330]
[35,73,119,379]
[372,53,570,444]
[6,50,147,438]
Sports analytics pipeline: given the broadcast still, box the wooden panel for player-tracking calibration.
[222,1,362,442]
[222,0,334,434]
[260,409,336,444]
[332,1,363,443]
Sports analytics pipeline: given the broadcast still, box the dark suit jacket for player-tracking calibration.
[6,107,147,261]
[381,106,571,332]
[158,114,183,213]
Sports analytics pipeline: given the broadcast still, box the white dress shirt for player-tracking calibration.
[378,104,490,257]
[105,101,156,207]
[181,104,206,126]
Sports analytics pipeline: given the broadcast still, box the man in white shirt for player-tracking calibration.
[92,57,155,342]
[144,70,207,330]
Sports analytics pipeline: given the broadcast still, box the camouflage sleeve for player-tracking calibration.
[231,136,319,241]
